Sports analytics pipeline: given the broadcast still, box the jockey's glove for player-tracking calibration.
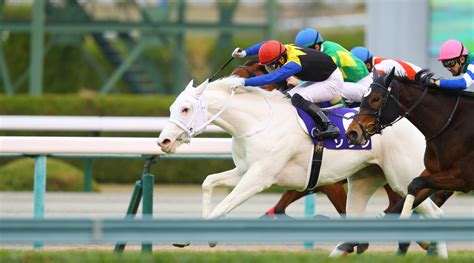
[232,47,246,58]
[230,77,246,89]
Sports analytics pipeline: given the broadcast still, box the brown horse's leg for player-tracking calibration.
[319,181,347,216]
[263,190,310,217]
[432,190,454,207]
[382,184,403,214]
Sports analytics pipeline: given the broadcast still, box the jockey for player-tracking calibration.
[350,46,421,80]
[294,28,371,102]
[434,39,473,90]
[231,40,342,139]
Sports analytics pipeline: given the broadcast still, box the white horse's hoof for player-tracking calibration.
[172,242,190,248]
[208,242,217,248]
[329,248,349,257]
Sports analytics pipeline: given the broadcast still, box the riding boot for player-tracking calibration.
[291,93,340,139]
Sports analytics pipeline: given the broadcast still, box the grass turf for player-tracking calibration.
[0,250,473,263]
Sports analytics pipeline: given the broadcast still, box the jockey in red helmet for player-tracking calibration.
[231,40,344,139]
[434,39,473,90]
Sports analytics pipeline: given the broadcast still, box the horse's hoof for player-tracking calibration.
[208,242,217,248]
[417,241,430,250]
[329,243,354,257]
[396,247,408,256]
[427,241,448,259]
[329,248,349,257]
[172,242,190,248]
[356,243,369,254]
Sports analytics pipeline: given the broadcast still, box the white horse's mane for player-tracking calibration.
[205,76,287,102]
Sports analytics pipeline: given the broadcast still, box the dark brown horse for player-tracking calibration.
[346,69,470,211]
[345,68,470,255]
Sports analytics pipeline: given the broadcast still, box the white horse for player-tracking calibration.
[156,77,446,257]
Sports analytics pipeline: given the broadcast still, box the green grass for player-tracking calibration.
[0,250,473,263]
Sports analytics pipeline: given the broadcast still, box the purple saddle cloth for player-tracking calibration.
[296,107,371,150]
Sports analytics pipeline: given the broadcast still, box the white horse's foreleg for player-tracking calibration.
[202,168,241,218]
[207,165,274,219]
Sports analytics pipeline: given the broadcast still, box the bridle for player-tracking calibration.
[354,77,460,141]
[168,86,273,143]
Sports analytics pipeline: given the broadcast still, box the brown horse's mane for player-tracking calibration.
[393,69,474,99]
[244,57,268,73]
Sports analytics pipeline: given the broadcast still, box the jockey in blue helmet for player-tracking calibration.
[350,46,374,72]
[295,28,371,103]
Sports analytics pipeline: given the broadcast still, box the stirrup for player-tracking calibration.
[312,124,340,139]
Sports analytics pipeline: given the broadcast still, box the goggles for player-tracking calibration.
[442,59,458,68]
[267,59,282,70]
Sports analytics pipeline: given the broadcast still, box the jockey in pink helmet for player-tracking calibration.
[435,39,473,90]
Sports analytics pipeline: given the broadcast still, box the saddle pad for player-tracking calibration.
[296,107,371,150]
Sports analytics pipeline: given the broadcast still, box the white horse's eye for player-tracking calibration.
[182,108,189,114]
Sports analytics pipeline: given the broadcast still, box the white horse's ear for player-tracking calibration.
[194,79,209,97]
[184,79,194,91]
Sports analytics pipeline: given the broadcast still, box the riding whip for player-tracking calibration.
[209,49,242,82]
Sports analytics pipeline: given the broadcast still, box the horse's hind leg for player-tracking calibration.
[319,181,347,216]
[330,166,386,257]
[262,190,309,219]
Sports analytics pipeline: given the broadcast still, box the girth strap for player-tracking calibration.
[306,142,324,191]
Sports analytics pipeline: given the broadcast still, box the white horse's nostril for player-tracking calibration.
[159,138,171,147]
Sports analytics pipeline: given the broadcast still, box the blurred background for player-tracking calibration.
[0,0,473,191]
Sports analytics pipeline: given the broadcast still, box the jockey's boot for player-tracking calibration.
[291,94,340,139]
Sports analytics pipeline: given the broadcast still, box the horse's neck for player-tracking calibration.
[205,89,276,137]
[399,83,457,139]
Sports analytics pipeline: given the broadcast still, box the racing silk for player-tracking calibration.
[244,43,337,87]
[320,41,369,83]
[439,52,474,90]
[373,57,421,80]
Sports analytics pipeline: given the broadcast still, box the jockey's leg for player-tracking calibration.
[287,69,343,140]
[291,93,340,139]
[340,81,369,103]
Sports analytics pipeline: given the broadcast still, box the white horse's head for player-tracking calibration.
[157,79,209,153]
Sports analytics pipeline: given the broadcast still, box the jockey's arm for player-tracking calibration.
[439,61,474,90]
[244,62,302,87]
[244,42,265,56]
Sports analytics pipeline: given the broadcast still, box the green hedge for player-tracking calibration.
[0,158,100,191]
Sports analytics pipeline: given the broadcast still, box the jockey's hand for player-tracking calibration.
[230,78,245,89]
[435,80,441,87]
[232,47,246,58]
[286,76,301,87]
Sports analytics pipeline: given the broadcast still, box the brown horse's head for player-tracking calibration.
[346,68,400,145]
[231,57,281,91]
